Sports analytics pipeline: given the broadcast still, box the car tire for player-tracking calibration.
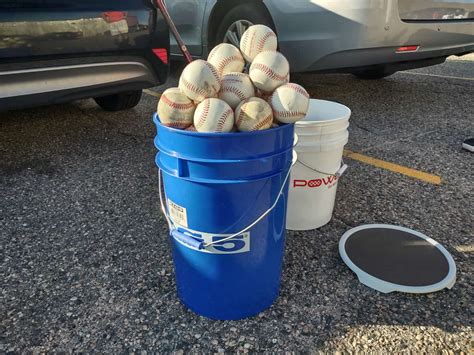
[212,3,275,49]
[94,90,142,111]
[353,68,395,80]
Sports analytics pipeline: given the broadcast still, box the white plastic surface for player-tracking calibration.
[286,99,351,230]
[339,224,457,294]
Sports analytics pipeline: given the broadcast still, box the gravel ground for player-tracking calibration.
[1,55,473,352]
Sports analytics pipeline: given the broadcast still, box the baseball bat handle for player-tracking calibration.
[154,0,193,64]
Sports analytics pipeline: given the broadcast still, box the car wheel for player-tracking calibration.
[213,3,275,49]
[353,68,395,80]
[94,90,142,111]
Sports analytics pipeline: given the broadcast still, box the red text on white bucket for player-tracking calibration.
[293,176,338,188]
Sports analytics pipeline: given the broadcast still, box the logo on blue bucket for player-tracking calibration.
[167,198,251,254]
[174,226,250,254]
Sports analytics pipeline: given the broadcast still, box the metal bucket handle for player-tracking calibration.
[159,151,297,250]
[296,157,348,178]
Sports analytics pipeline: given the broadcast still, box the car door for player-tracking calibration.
[165,0,207,56]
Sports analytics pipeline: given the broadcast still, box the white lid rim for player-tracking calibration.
[339,224,457,294]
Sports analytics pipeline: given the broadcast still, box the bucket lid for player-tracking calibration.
[296,99,351,127]
[339,224,456,294]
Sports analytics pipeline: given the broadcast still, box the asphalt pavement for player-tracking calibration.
[1,55,473,352]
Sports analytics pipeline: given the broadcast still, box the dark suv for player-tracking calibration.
[0,0,169,111]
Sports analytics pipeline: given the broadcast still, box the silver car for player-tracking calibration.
[166,0,474,79]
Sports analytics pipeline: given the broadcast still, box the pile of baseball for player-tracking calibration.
[157,25,310,133]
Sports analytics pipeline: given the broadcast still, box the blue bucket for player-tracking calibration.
[153,113,295,320]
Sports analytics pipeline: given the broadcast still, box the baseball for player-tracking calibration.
[208,43,245,77]
[179,60,221,103]
[218,72,255,109]
[235,97,273,132]
[249,51,289,93]
[157,87,195,129]
[270,83,310,124]
[240,24,278,63]
[194,98,234,133]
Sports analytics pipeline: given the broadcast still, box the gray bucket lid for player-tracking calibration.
[339,224,456,293]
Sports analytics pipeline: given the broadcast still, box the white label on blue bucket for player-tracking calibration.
[175,226,251,254]
[168,199,188,228]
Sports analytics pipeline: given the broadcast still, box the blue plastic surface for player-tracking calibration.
[154,114,294,320]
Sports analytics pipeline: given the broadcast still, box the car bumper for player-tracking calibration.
[0,55,166,111]
[264,0,474,72]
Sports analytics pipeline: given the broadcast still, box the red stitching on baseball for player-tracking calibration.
[285,83,309,99]
[216,108,233,132]
[207,45,220,62]
[206,62,221,84]
[241,33,248,54]
[256,31,276,53]
[181,77,208,100]
[250,113,273,131]
[252,63,287,82]
[236,102,248,126]
[161,94,195,111]
[220,86,247,101]
[196,99,210,129]
[246,31,257,58]
[216,55,243,74]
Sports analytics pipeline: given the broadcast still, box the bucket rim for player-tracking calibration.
[158,151,297,184]
[296,130,349,145]
[155,141,293,163]
[296,99,351,127]
[153,113,291,136]
[158,159,294,184]
[296,138,348,148]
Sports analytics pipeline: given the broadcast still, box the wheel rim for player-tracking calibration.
[223,20,254,46]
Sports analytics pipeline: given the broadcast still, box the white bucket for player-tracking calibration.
[287,99,351,230]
